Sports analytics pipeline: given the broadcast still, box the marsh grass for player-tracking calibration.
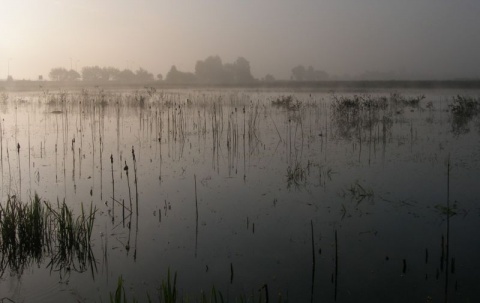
[449,95,480,134]
[330,93,424,140]
[0,194,97,276]
[389,92,425,108]
[271,95,302,111]
[0,193,49,274]
[161,268,177,303]
[110,270,287,303]
[286,161,306,189]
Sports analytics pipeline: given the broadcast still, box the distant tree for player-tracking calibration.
[7,75,13,81]
[165,65,196,83]
[157,73,163,81]
[264,74,275,82]
[195,55,255,84]
[195,56,225,83]
[116,69,136,82]
[49,67,67,81]
[38,75,43,81]
[135,68,154,82]
[231,57,254,83]
[81,66,103,81]
[67,69,81,81]
[291,65,306,81]
[103,67,120,81]
[49,68,80,81]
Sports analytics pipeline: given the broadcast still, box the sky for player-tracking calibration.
[1,0,480,80]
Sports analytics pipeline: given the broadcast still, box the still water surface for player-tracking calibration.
[0,88,479,302]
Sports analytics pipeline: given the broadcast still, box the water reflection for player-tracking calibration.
[0,88,478,302]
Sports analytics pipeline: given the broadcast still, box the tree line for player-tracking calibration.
[48,66,155,82]
[47,56,329,83]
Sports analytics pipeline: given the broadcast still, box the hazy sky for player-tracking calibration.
[1,0,480,80]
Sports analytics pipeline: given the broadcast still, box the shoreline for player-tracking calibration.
[2,79,480,92]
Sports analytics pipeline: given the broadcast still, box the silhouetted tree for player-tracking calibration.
[49,68,67,81]
[81,66,103,81]
[291,65,307,81]
[135,68,154,82]
[116,69,136,82]
[165,65,196,83]
[231,57,254,83]
[105,67,120,80]
[67,69,81,81]
[291,65,328,81]
[195,56,226,83]
[195,55,255,84]
[264,74,275,82]
[49,67,80,81]
[157,74,163,81]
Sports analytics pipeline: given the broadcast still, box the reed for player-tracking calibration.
[195,174,199,258]
[334,229,338,302]
[111,154,115,222]
[310,220,315,303]
[132,146,139,215]
[286,161,306,189]
[0,194,96,276]
[445,156,451,303]
[161,268,177,303]
[17,143,21,200]
[124,161,133,214]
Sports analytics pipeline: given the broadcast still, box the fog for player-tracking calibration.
[1,0,480,81]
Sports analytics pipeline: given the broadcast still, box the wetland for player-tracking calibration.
[0,87,479,302]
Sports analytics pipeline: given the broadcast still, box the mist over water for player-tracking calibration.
[2,1,480,80]
[1,1,480,301]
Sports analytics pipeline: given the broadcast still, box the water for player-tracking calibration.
[0,88,479,302]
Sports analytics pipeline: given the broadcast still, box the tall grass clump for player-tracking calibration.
[47,201,96,271]
[271,95,302,111]
[0,194,51,274]
[330,94,389,140]
[0,194,97,276]
[449,95,480,134]
[389,92,425,108]
[286,162,307,189]
[450,95,480,117]
[161,268,177,303]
